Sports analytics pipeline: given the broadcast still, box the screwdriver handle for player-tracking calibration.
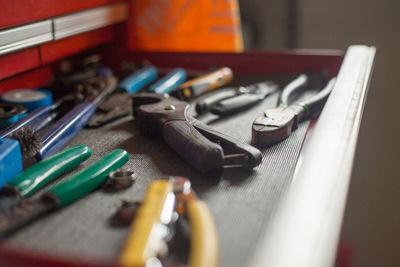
[172,67,233,100]
[37,102,96,160]
[0,104,58,139]
[28,112,58,132]
[5,145,92,198]
[119,66,158,94]
[148,68,187,94]
[45,149,129,208]
[38,77,118,160]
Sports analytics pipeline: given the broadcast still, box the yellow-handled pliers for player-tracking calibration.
[119,177,218,267]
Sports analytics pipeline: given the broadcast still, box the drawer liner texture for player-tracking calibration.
[4,80,310,267]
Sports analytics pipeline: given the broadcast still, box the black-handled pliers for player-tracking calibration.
[252,74,336,147]
[195,81,278,116]
[132,93,262,179]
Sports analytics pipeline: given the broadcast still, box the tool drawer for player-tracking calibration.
[0,44,375,267]
[0,1,127,82]
[0,0,121,29]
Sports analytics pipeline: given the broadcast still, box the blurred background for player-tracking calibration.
[239,1,400,266]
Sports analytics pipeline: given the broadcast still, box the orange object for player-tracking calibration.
[128,0,243,52]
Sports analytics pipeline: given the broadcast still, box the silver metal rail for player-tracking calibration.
[248,45,376,267]
[0,2,127,55]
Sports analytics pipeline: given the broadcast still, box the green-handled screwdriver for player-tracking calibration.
[0,149,129,238]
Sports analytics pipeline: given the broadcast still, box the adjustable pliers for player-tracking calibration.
[132,93,262,178]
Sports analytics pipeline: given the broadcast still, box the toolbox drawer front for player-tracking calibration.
[0,2,127,82]
[0,20,52,56]
[0,67,54,94]
[0,47,41,81]
[0,0,121,29]
[39,27,115,65]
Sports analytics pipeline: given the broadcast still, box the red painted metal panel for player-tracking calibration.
[0,47,40,81]
[0,66,53,94]
[39,27,115,65]
[0,244,116,267]
[0,0,121,29]
[335,242,353,267]
[102,50,344,78]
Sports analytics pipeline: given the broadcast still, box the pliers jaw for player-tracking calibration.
[251,105,304,147]
[132,93,188,137]
[251,73,338,148]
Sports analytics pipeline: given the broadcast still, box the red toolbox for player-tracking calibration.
[0,1,375,267]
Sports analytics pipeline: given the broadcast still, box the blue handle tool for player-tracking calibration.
[0,104,58,139]
[0,138,22,188]
[37,77,118,160]
[37,102,96,160]
[118,66,158,94]
[148,68,186,94]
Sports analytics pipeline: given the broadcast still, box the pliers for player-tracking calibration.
[132,93,262,179]
[0,149,129,238]
[0,145,91,213]
[195,80,278,116]
[252,74,336,147]
[87,67,186,128]
[119,177,218,267]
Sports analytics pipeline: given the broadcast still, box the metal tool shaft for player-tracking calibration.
[0,199,54,238]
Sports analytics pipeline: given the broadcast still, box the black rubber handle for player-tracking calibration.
[211,94,262,116]
[191,118,262,168]
[195,89,237,114]
[162,120,224,178]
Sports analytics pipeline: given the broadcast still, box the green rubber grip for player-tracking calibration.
[46,149,129,208]
[7,145,92,198]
